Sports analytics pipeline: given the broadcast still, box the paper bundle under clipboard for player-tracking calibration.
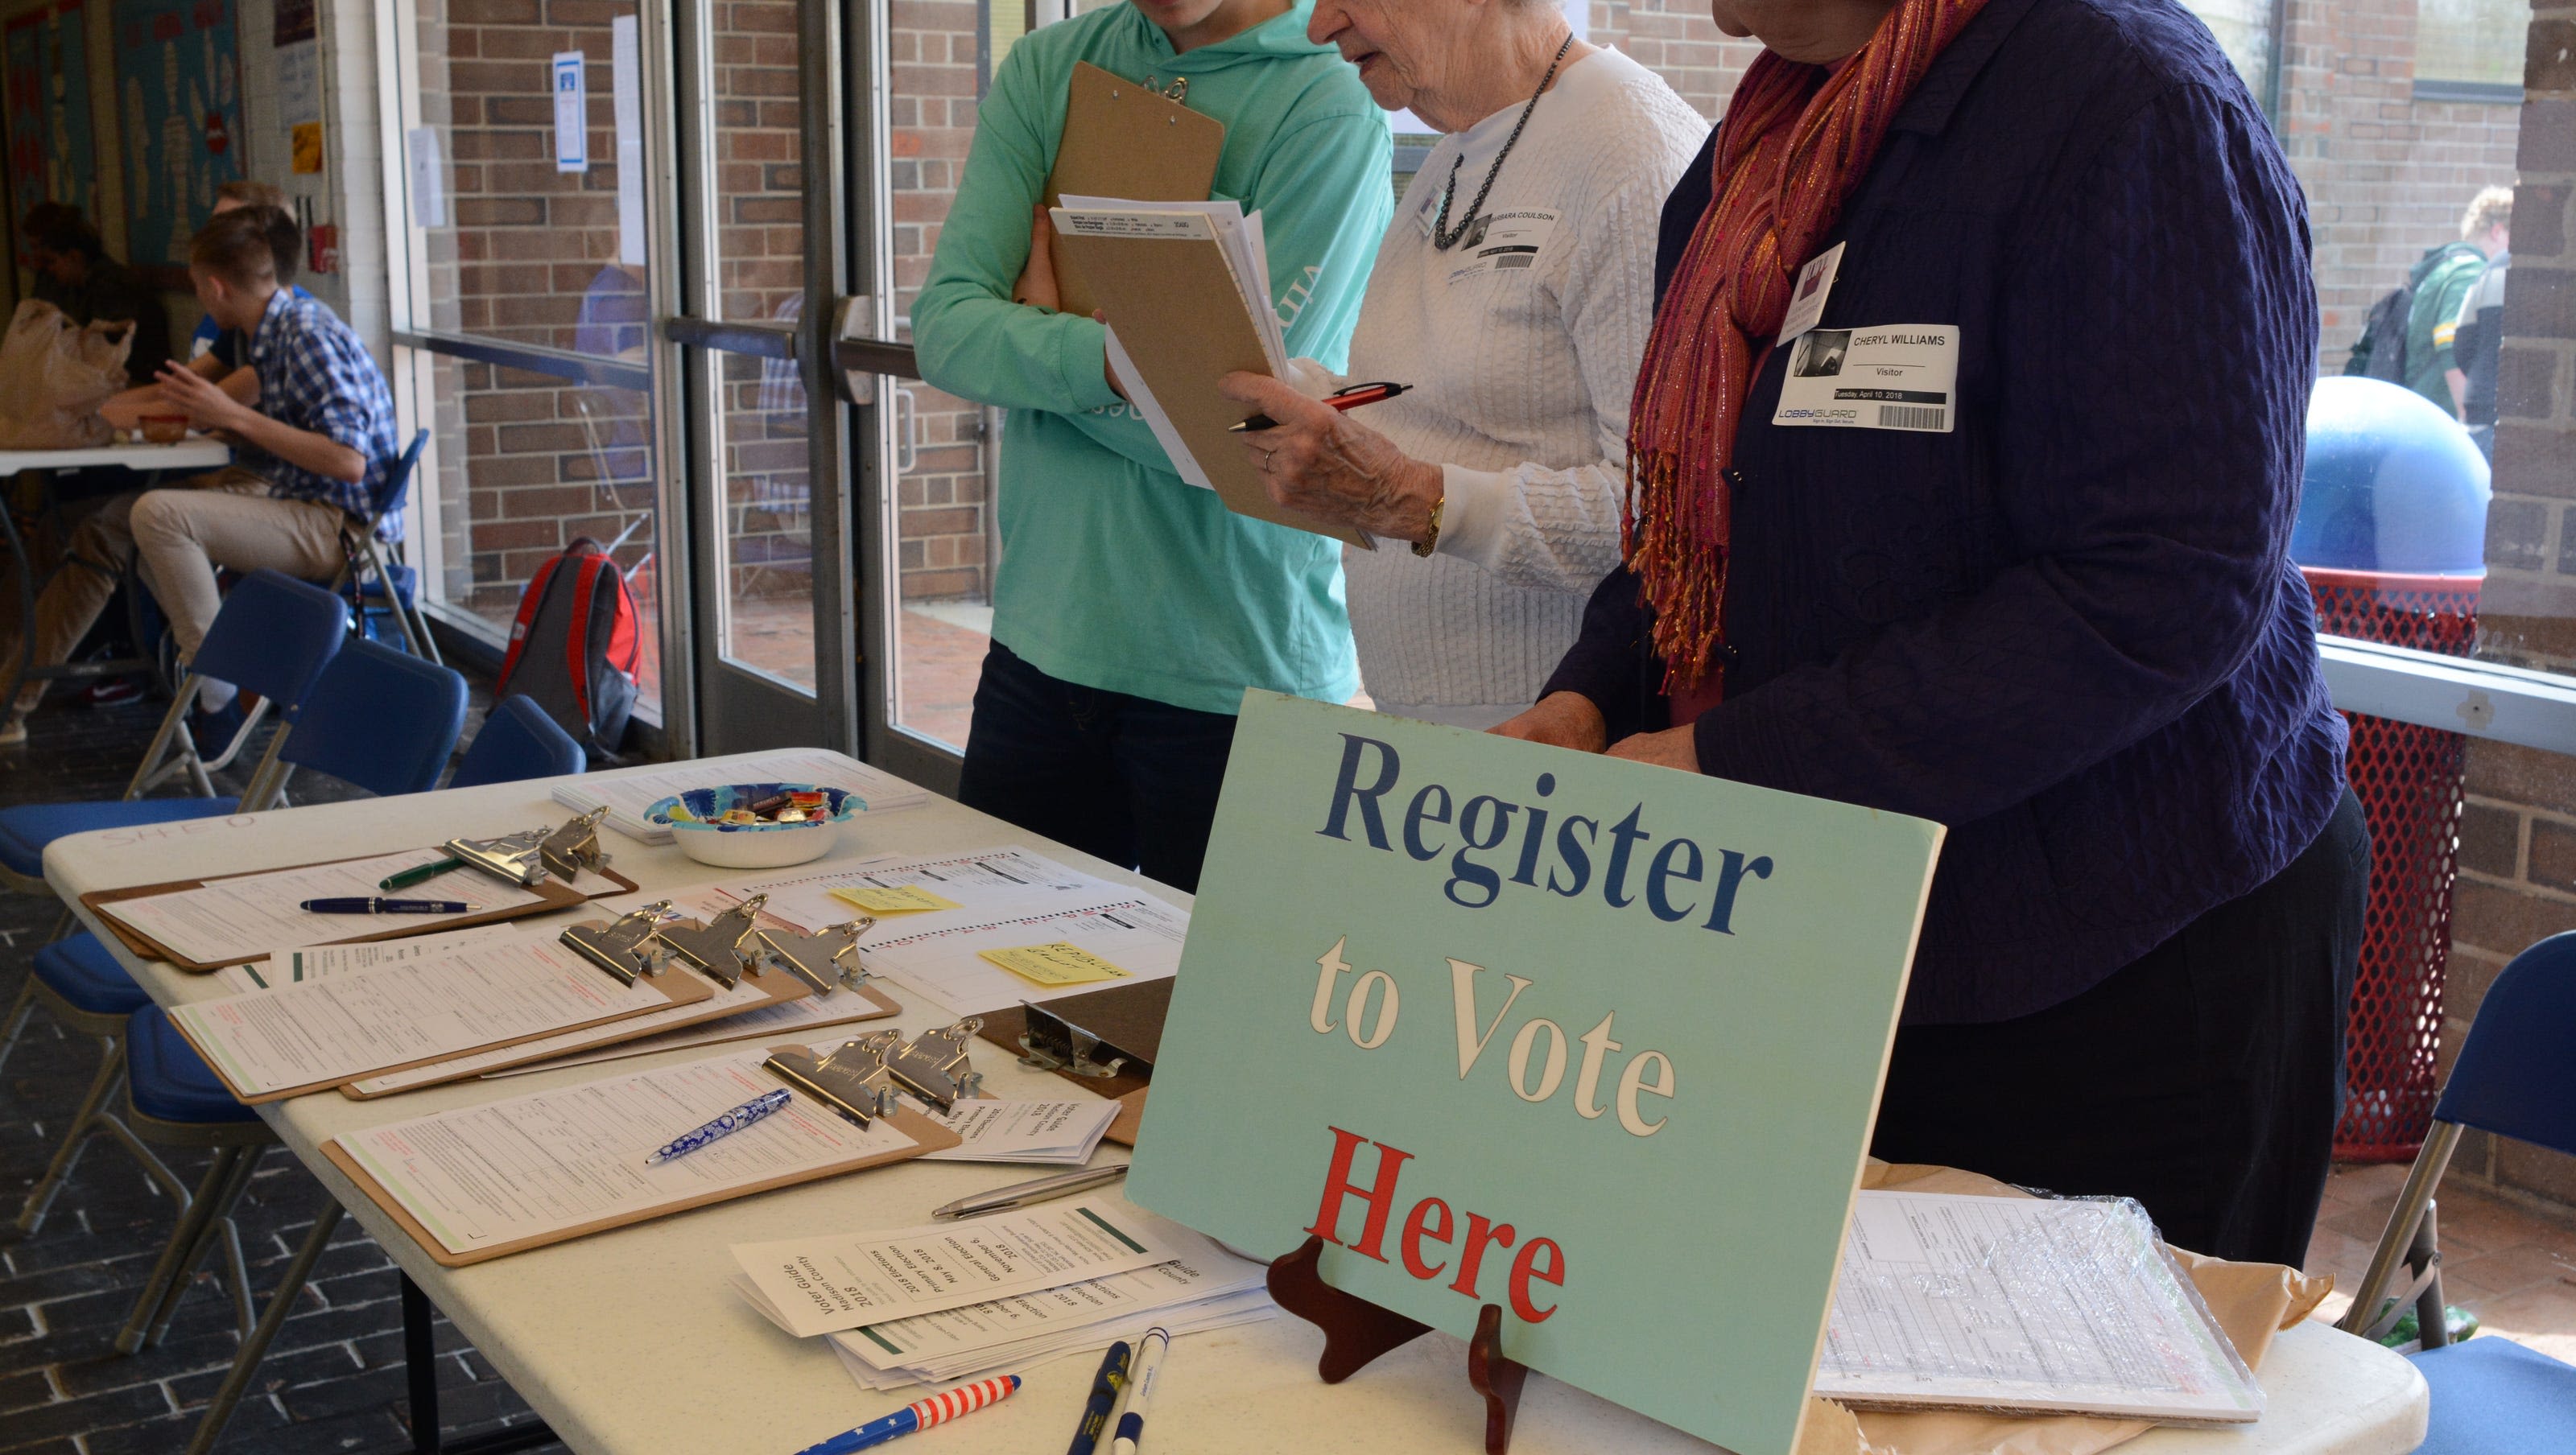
[1038,60,1368,546]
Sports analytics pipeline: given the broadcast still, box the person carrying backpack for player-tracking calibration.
[2346,186,2509,414]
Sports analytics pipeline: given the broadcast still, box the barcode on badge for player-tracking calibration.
[1495,254,1535,269]
[1878,405,1946,431]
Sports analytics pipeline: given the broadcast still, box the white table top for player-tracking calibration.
[0,438,230,474]
[46,750,2429,1455]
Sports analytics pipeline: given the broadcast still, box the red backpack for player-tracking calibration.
[496,539,642,754]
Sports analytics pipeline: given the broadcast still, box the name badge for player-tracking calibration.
[1777,242,1844,345]
[1443,209,1560,284]
[1772,324,1959,434]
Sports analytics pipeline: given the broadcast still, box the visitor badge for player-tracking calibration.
[1444,209,1560,284]
[1777,243,1844,345]
[1772,324,1959,433]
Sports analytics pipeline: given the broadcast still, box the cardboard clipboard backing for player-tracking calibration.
[1044,61,1224,318]
[171,962,716,1104]
[321,1061,964,1267]
[1049,226,1368,546]
[338,975,904,1100]
[80,851,641,973]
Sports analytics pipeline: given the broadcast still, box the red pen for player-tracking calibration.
[1230,380,1412,432]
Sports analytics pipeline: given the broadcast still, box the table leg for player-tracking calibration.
[402,1272,561,1455]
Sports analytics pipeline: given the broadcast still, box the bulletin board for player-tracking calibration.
[3,0,100,221]
[112,0,242,269]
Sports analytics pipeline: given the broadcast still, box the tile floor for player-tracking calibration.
[2304,1160,2576,1364]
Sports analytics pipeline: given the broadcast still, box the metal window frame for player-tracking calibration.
[2321,635,2576,757]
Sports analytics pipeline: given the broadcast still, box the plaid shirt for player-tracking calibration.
[242,289,402,536]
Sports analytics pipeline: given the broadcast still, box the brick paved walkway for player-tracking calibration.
[0,686,564,1455]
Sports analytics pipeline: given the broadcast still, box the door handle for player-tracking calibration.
[830,295,920,402]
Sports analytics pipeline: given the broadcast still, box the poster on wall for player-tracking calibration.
[114,0,244,270]
[277,36,320,173]
[4,0,101,225]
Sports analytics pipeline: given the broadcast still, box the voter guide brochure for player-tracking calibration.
[729,1197,1187,1339]
[1772,323,1959,434]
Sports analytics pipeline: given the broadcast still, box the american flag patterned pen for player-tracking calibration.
[794,1374,1022,1455]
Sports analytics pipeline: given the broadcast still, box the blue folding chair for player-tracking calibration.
[0,570,349,896]
[449,693,585,789]
[332,428,441,663]
[2338,931,2576,1452]
[268,636,469,801]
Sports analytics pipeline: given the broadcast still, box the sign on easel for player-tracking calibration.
[1127,694,1944,1455]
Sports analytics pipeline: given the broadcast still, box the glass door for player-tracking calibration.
[668,0,865,754]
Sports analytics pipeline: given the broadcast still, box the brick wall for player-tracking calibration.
[2438,6,2576,1216]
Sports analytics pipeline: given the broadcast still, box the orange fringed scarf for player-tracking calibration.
[1624,0,1991,703]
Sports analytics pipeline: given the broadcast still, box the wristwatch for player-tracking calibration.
[1412,496,1445,559]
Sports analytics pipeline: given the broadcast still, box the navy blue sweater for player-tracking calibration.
[1542,0,2349,1024]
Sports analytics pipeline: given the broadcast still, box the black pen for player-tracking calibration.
[1066,1339,1131,1455]
[299,897,483,915]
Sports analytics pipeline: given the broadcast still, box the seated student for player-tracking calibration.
[101,180,308,430]
[19,201,172,377]
[0,208,398,747]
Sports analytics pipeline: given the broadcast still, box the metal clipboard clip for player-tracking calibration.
[750,917,876,997]
[540,805,612,881]
[559,900,678,986]
[1017,999,1151,1081]
[882,1018,985,1112]
[766,1033,905,1127]
[653,894,767,987]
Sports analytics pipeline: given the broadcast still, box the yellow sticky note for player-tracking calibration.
[830,884,964,914]
[979,942,1129,987]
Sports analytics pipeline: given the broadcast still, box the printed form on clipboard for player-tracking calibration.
[1047,196,1369,547]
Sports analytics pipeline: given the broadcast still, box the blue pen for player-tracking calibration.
[795,1374,1022,1455]
[1066,1340,1130,1455]
[1109,1328,1170,1455]
[644,1087,794,1165]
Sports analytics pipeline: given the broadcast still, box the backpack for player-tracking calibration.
[496,538,641,755]
[2345,286,2415,383]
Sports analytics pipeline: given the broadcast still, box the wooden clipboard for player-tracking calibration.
[321,1054,963,1267]
[1045,60,1225,318]
[337,975,905,1100]
[1050,222,1368,545]
[80,851,640,973]
[171,959,717,1104]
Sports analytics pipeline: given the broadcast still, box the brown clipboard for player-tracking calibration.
[320,1053,964,1267]
[1050,222,1369,546]
[1045,60,1224,319]
[337,975,905,1100]
[974,978,1168,1104]
[80,851,641,973]
[170,957,717,1104]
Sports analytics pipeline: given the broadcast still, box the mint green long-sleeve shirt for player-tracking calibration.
[910,2,1392,715]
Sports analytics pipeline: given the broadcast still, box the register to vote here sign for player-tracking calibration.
[1128,692,1946,1455]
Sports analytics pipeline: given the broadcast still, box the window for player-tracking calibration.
[390,0,667,718]
[2417,0,2526,93]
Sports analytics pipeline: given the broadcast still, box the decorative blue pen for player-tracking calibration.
[644,1087,794,1166]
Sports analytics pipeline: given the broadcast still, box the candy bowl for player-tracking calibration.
[644,782,861,868]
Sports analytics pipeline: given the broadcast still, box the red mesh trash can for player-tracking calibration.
[2301,568,2480,1163]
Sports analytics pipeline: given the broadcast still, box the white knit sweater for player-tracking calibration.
[1335,48,1706,724]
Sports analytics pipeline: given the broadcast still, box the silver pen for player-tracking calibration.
[931,1163,1129,1221]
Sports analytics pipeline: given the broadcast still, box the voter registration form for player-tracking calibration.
[714,847,1116,937]
[336,1047,922,1258]
[1814,1191,2264,1421]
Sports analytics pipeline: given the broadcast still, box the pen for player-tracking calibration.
[931,1163,1129,1221]
[1065,1340,1131,1455]
[645,1087,794,1166]
[792,1374,1022,1455]
[380,855,466,890]
[298,897,482,914]
[1228,379,1412,432]
[1108,1328,1170,1455]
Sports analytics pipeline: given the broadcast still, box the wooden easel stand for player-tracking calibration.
[1266,1234,1530,1454]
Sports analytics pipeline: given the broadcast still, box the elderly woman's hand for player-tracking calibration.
[1490,692,1610,752]
[1220,372,1442,547]
[1606,723,1703,773]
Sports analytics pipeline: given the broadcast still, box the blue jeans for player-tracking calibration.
[956,642,1237,892]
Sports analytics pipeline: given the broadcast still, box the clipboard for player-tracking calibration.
[80,851,640,973]
[336,973,903,1100]
[321,1052,963,1267]
[170,956,716,1104]
[975,978,1167,1103]
[1044,60,1225,318]
[1049,221,1368,545]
